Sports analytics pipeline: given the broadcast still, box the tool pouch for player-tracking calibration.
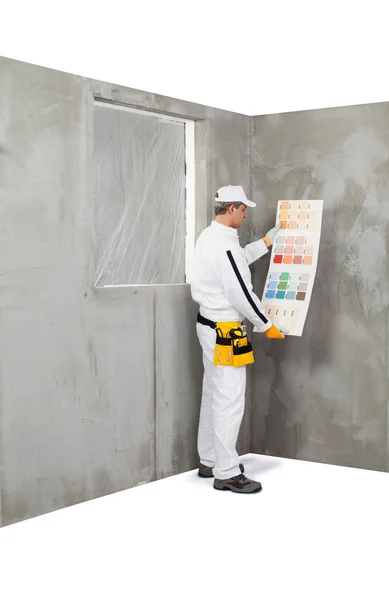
[213,322,255,368]
[232,336,254,367]
[214,327,234,366]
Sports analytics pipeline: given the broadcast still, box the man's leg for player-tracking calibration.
[196,323,216,468]
[197,356,215,468]
[196,322,246,480]
[211,363,246,481]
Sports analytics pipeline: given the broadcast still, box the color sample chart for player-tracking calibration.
[273,235,314,266]
[279,200,319,231]
[263,305,300,332]
[257,199,323,337]
[265,272,310,301]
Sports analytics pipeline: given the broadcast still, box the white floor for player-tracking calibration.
[0,453,388,599]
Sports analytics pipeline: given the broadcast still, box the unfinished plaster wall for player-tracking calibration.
[0,56,251,526]
[250,103,389,472]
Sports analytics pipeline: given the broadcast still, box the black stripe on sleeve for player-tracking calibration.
[226,250,268,325]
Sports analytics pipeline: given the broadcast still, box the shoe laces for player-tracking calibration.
[234,474,247,483]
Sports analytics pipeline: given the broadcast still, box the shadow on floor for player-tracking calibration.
[241,454,284,474]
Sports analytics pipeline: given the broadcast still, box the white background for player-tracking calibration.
[1,0,388,116]
[1,2,388,598]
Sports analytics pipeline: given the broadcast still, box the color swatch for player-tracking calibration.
[264,304,300,334]
[273,235,314,266]
[265,272,310,302]
[258,199,323,337]
[278,200,318,230]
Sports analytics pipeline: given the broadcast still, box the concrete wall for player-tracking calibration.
[0,56,251,526]
[250,104,389,472]
[5,56,385,527]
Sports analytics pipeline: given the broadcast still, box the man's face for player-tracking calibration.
[231,203,247,228]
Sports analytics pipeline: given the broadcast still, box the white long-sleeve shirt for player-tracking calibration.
[190,220,273,333]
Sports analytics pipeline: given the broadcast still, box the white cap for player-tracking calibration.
[215,185,256,208]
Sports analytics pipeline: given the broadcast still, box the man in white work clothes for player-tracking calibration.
[191,185,287,494]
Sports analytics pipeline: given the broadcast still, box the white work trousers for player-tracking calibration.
[196,322,246,480]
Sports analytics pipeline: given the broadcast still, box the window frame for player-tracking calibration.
[93,99,196,288]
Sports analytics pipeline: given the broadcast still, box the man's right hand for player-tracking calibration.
[265,322,289,339]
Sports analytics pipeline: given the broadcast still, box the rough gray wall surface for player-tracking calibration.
[0,56,251,526]
[250,104,389,472]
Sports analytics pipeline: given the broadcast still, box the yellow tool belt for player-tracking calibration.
[213,321,254,368]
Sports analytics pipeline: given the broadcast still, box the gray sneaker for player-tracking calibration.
[198,463,244,478]
[214,473,262,493]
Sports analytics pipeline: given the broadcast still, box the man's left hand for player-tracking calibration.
[265,224,281,244]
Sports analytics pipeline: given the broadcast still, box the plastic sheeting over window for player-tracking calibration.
[93,104,186,286]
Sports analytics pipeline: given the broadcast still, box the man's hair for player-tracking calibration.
[214,193,243,215]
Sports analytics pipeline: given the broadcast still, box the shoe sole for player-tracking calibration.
[214,484,262,493]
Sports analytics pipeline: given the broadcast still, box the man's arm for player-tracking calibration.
[243,224,281,265]
[219,238,287,338]
[217,245,272,333]
[243,238,269,265]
